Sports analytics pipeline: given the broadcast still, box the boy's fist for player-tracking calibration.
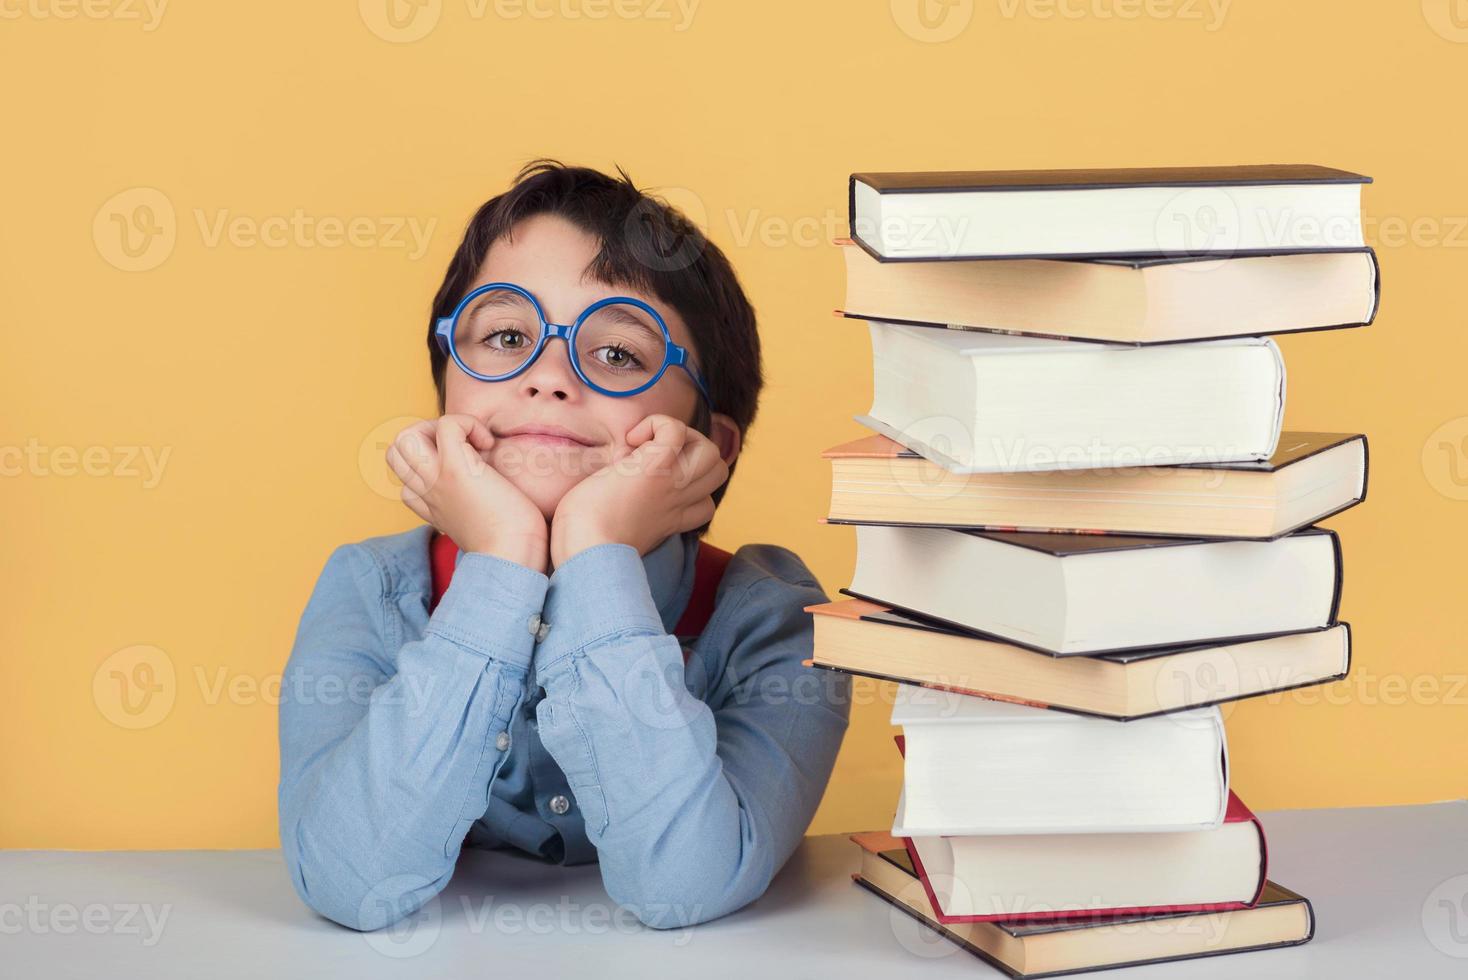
[386,415,550,573]
[549,413,729,568]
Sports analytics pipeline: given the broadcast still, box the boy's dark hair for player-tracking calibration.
[428,160,762,534]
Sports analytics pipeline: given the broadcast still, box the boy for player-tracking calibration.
[277,161,851,932]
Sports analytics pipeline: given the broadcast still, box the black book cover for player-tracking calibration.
[852,164,1371,194]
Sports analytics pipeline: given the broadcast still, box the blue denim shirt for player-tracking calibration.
[277,524,850,932]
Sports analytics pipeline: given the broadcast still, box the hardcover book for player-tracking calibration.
[844,523,1343,656]
[805,597,1351,721]
[849,164,1370,260]
[838,242,1379,345]
[851,832,1315,978]
[821,430,1367,540]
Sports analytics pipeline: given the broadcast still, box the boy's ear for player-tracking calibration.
[708,412,742,466]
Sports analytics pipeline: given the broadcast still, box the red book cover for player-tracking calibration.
[891,733,1267,924]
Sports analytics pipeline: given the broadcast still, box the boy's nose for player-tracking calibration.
[516,336,580,401]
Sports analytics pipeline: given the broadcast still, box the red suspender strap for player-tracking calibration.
[428,532,732,648]
[673,540,733,638]
[428,531,458,614]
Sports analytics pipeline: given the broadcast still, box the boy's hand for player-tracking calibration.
[387,415,550,574]
[549,414,729,568]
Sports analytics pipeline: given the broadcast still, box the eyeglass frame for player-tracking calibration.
[434,282,716,411]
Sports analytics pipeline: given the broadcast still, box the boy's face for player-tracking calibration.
[444,212,722,520]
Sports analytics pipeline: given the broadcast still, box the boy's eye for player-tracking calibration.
[574,303,663,390]
[454,287,542,362]
[483,327,532,351]
[592,343,643,370]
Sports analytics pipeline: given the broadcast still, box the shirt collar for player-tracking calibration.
[641,531,700,633]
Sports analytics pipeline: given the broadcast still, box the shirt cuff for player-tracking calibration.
[535,542,664,670]
[426,551,549,670]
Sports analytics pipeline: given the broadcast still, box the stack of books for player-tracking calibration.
[811,165,1373,977]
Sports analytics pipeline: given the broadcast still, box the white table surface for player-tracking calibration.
[4,801,1467,979]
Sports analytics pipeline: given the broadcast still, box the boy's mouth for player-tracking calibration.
[493,422,597,448]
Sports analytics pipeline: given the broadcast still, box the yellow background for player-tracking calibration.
[4,0,1465,849]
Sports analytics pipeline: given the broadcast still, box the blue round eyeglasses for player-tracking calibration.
[435,282,715,412]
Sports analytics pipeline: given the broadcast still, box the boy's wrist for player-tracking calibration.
[550,521,621,569]
[462,530,549,575]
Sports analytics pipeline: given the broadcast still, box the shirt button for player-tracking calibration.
[495,731,511,751]
[548,794,571,815]
[527,612,551,643]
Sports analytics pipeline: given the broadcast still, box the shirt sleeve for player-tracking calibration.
[277,541,548,931]
[532,541,851,929]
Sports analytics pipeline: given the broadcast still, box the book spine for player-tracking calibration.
[1358,433,1372,507]
[1324,526,1345,624]
[1365,247,1382,324]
